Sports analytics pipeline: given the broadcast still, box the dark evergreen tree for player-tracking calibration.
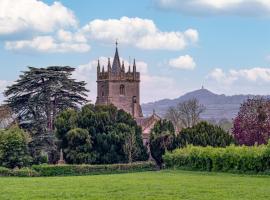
[149,119,176,168]
[177,121,235,147]
[55,104,148,164]
[4,66,88,163]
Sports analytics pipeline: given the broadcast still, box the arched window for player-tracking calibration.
[120,84,125,95]
[101,85,105,96]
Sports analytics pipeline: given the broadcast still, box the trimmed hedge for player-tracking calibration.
[32,162,156,176]
[0,167,39,177]
[163,144,270,174]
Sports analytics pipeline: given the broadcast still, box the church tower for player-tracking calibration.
[96,42,143,118]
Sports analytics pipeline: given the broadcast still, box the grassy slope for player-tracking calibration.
[1,170,270,200]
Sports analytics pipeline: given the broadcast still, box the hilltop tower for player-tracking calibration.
[96,42,143,118]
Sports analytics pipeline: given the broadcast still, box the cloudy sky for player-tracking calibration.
[0,0,270,103]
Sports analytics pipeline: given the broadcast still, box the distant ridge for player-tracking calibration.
[142,88,266,121]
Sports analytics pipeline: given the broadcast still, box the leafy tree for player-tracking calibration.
[123,128,140,163]
[233,97,270,146]
[4,66,88,162]
[0,126,32,168]
[149,119,176,168]
[55,104,148,164]
[177,121,234,147]
[166,98,205,130]
[65,128,94,164]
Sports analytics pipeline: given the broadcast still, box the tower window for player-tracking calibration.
[101,85,105,96]
[133,96,137,103]
[120,84,125,95]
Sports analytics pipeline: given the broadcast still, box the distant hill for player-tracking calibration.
[141,88,263,121]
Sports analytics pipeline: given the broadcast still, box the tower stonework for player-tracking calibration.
[95,44,143,118]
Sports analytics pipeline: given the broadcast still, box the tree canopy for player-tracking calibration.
[0,126,32,168]
[149,119,176,168]
[233,97,270,146]
[55,104,148,164]
[178,121,235,147]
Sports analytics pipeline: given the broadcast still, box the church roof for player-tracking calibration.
[112,43,121,74]
[136,111,161,133]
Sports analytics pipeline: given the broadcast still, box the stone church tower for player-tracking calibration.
[96,43,143,118]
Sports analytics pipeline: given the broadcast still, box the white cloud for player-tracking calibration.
[5,35,90,53]
[155,0,270,17]
[208,67,270,86]
[0,0,77,35]
[169,55,196,70]
[81,16,198,50]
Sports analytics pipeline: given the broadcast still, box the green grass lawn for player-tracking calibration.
[1,170,270,200]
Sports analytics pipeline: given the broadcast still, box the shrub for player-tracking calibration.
[177,121,235,148]
[65,128,94,164]
[163,143,270,174]
[0,166,11,176]
[32,162,155,176]
[0,167,39,177]
[12,168,39,177]
[0,126,32,168]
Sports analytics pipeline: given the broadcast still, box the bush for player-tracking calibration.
[0,166,11,176]
[32,162,155,176]
[163,143,270,174]
[177,121,235,148]
[12,168,39,177]
[65,128,94,164]
[0,126,32,168]
[0,167,39,177]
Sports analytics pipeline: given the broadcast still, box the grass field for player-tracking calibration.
[1,170,270,200]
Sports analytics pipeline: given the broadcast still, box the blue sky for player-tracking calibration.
[1,0,270,103]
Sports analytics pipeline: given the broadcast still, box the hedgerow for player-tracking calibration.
[32,161,156,176]
[163,142,270,173]
[0,167,39,177]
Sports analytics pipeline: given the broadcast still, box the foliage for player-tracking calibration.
[0,167,39,177]
[123,128,140,163]
[149,119,176,167]
[233,97,270,146]
[65,128,94,164]
[32,162,155,176]
[4,66,88,162]
[55,104,148,164]
[165,98,205,130]
[163,141,270,173]
[0,126,32,168]
[177,121,235,148]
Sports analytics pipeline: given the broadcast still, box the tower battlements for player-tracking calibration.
[97,59,140,82]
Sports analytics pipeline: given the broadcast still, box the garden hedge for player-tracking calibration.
[0,162,155,177]
[32,161,156,176]
[163,143,270,174]
[0,167,39,177]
